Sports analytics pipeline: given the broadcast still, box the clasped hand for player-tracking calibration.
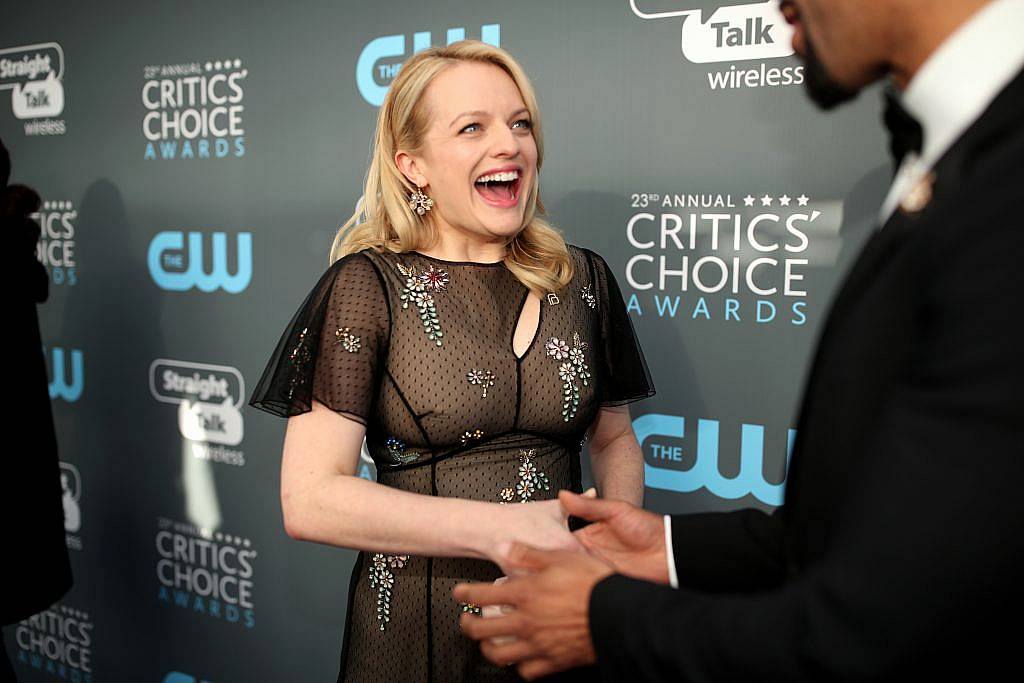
[454,490,669,680]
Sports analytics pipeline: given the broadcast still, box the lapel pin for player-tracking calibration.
[899,171,935,215]
[546,293,560,305]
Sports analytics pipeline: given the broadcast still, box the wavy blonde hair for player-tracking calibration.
[329,40,573,296]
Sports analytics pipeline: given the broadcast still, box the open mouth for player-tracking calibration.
[474,167,522,208]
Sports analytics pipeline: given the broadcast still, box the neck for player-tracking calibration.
[419,221,509,263]
[888,0,993,90]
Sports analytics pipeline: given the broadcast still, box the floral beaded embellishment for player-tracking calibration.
[396,261,445,347]
[499,448,551,504]
[459,602,483,616]
[460,429,484,445]
[545,332,592,421]
[370,553,410,631]
[335,326,361,353]
[385,437,421,466]
[286,327,313,400]
[466,369,495,398]
[580,284,597,309]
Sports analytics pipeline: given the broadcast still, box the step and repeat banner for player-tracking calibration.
[2,1,890,681]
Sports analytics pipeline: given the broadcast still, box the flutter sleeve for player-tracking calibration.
[589,249,656,407]
[248,251,390,425]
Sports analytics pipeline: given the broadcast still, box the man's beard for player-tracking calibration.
[801,35,860,110]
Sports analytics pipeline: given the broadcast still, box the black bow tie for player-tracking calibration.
[882,88,924,168]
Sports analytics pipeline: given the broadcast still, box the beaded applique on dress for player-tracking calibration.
[370,553,410,631]
[545,332,592,421]
[397,261,446,347]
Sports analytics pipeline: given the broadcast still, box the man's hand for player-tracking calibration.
[454,542,614,680]
[560,489,671,584]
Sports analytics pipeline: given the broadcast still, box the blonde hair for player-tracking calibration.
[329,40,573,296]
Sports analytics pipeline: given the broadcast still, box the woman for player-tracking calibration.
[249,40,656,682]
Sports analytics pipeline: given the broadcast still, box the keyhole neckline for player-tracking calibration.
[512,286,543,362]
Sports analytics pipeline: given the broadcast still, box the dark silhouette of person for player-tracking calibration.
[0,137,73,679]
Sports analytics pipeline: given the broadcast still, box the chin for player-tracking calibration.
[800,40,862,110]
[480,215,527,235]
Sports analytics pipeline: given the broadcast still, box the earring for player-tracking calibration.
[409,185,434,216]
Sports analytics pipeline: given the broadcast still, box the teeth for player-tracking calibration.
[476,170,519,183]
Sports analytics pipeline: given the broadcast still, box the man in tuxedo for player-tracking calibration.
[454,0,1024,679]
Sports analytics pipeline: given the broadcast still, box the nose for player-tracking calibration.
[488,123,520,159]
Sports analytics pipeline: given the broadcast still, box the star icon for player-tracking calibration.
[234,58,241,68]
[779,195,792,206]
[743,195,755,207]
[214,61,222,70]
[761,194,773,206]
[797,194,810,206]
[205,61,212,71]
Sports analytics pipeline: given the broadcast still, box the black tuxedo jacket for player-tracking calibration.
[589,68,1024,681]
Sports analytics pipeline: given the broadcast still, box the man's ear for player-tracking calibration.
[395,150,428,188]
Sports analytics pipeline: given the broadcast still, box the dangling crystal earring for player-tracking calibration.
[409,185,434,216]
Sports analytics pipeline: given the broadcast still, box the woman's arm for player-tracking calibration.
[585,404,644,506]
[280,400,580,564]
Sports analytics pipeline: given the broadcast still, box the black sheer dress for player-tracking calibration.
[249,243,655,682]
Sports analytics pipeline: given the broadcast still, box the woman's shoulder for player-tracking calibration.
[315,248,394,305]
[565,242,608,272]
[326,247,392,278]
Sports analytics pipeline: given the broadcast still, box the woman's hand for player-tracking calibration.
[485,490,597,575]
[560,489,670,584]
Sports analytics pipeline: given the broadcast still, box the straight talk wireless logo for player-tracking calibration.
[0,42,67,135]
[629,1,804,90]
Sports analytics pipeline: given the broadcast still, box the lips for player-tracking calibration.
[474,166,522,209]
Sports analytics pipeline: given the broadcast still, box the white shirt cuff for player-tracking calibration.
[664,514,679,589]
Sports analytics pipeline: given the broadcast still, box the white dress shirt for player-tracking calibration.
[878,0,1024,224]
[664,0,1024,588]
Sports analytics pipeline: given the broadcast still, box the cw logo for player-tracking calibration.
[356,24,500,106]
[635,414,794,505]
[164,673,212,683]
[148,231,252,293]
[45,347,84,402]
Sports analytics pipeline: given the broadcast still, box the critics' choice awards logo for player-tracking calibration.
[45,346,84,402]
[629,1,804,91]
[60,461,83,551]
[148,230,253,293]
[150,359,247,467]
[14,603,95,682]
[33,200,78,286]
[156,517,257,629]
[357,23,500,106]
[0,42,67,135]
[142,58,247,160]
[638,414,794,505]
[624,192,840,326]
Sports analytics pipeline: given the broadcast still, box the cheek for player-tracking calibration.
[523,136,539,167]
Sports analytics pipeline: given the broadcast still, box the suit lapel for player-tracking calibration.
[817,65,1024,352]
[785,66,1024,513]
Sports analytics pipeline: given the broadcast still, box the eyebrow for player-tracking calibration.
[449,108,531,127]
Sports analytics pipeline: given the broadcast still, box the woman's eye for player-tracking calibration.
[460,123,481,134]
[512,119,532,130]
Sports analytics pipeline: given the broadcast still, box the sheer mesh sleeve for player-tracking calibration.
[590,250,656,407]
[248,251,390,425]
